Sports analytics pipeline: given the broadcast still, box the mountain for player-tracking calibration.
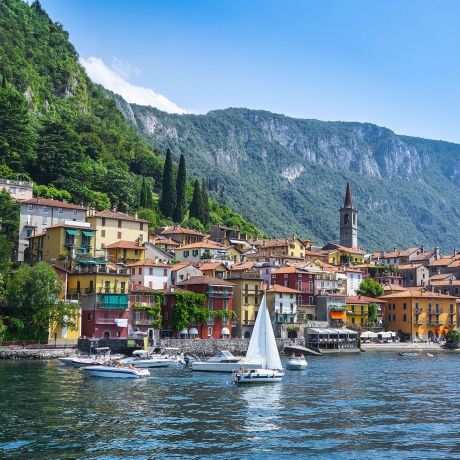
[0,0,261,237]
[112,98,460,251]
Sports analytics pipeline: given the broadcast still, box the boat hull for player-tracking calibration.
[233,369,284,383]
[119,358,170,368]
[286,359,308,370]
[82,366,150,378]
[192,361,263,372]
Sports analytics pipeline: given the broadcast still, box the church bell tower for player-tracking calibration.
[339,182,358,248]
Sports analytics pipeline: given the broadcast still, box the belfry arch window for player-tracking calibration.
[344,213,349,224]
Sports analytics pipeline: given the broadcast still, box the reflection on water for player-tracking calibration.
[1,354,460,458]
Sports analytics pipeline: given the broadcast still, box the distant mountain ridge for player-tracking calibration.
[111,95,460,251]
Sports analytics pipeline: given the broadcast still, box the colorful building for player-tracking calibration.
[67,259,130,339]
[128,258,172,290]
[86,210,148,251]
[105,240,146,264]
[266,284,301,337]
[381,289,458,341]
[176,275,235,339]
[174,241,228,263]
[345,295,385,330]
[256,237,310,259]
[26,221,96,262]
[159,226,207,245]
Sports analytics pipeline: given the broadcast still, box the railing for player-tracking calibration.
[207,289,233,297]
[428,308,443,314]
[242,320,255,326]
[225,272,262,280]
[414,320,423,325]
[133,319,155,326]
[95,318,117,325]
[427,320,440,326]
[97,302,128,310]
[65,293,80,302]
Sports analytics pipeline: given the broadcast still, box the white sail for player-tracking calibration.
[244,294,282,370]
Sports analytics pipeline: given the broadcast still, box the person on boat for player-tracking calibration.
[300,354,305,360]
[290,353,295,359]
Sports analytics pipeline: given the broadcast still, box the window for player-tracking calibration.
[208,327,213,336]
[244,296,249,305]
[279,293,283,299]
[284,274,288,279]
[183,250,189,258]
[192,250,199,257]
[118,220,122,228]
[223,299,228,311]
[164,312,169,320]
[309,282,313,292]
[403,303,406,310]
[87,313,93,321]
[163,269,168,276]
[222,315,228,325]
[101,230,106,237]
[27,204,33,211]
[279,302,283,311]
[297,280,302,290]
[208,299,213,310]
[73,209,78,215]
[138,268,142,275]
[140,223,144,231]
[26,229,32,238]
[58,207,63,214]
[309,296,313,305]
[120,282,126,293]
[403,314,407,321]
[149,268,153,276]
[134,311,141,323]
[42,206,48,213]
[117,232,122,239]
[284,281,288,287]
[102,218,106,226]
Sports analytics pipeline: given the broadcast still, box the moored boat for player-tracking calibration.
[233,294,285,384]
[191,350,263,372]
[399,352,420,358]
[119,350,170,368]
[82,365,150,378]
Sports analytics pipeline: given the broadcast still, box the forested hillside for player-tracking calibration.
[0,0,261,237]
[113,100,460,251]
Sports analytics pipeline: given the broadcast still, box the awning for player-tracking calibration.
[179,328,188,335]
[82,230,95,237]
[66,229,79,236]
[189,327,199,335]
[221,327,230,335]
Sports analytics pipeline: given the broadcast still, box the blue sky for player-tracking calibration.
[40,0,460,142]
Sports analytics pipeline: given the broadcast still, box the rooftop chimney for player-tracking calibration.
[434,246,440,260]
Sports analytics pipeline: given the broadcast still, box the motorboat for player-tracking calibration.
[119,350,170,368]
[149,347,186,367]
[191,350,263,372]
[82,365,150,378]
[286,356,308,370]
[399,352,420,358]
[59,347,122,367]
[233,294,285,384]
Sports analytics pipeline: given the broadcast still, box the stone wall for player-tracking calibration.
[0,348,76,360]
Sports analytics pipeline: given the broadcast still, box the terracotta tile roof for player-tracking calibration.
[22,197,86,210]
[230,261,254,271]
[346,295,386,304]
[396,263,425,270]
[161,226,206,237]
[246,251,304,261]
[27,231,46,238]
[322,243,365,254]
[196,262,227,271]
[127,258,171,268]
[428,257,456,267]
[372,247,420,259]
[256,237,305,249]
[429,280,460,286]
[91,210,148,222]
[152,236,180,246]
[382,284,408,292]
[429,274,455,281]
[177,275,234,287]
[177,241,226,250]
[267,284,301,294]
[411,252,434,261]
[272,266,303,274]
[42,222,93,230]
[105,240,146,250]
[128,283,163,293]
[170,262,195,271]
[381,289,457,299]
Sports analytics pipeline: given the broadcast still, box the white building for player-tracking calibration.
[0,178,33,201]
[174,241,229,263]
[128,259,172,290]
[267,284,300,324]
[18,197,86,262]
[344,268,364,296]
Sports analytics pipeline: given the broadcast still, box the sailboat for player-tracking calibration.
[233,294,285,384]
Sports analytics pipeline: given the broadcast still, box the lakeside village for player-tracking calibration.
[1,178,460,356]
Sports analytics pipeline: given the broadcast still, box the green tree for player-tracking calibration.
[5,262,78,341]
[444,330,460,349]
[159,148,176,217]
[104,163,137,212]
[356,279,384,298]
[173,154,187,223]
[139,177,149,208]
[0,80,35,171]
[34,119,83,184]
[200,180,210,225]
[189,179,203,222]
[0,191,19,262]
[367,303,378,328]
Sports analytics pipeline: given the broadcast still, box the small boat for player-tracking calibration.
[399,352,420,358]
[233,294,285,384]
[119,350,170,368]
[427,353,434,358]
[286,356,308,370]
[59,347,116,367]
[82,365,150,378]
[192,350,263,373]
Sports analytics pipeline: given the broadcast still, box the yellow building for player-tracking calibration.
[86,210,148,251]
[105,240,146,264]
[225,270,263,338]
[258,237,309,259]
[26,222,96,262]
[226,245,243,264]
[381,289,458,341]
[345,295,385,328]
[322,243,365,265]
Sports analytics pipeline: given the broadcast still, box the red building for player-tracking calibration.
[271,266,316,307]
[162,276,235,339]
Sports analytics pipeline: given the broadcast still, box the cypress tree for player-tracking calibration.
[159,148,176,217]
[189,179,203,222]
[173,154,186,223]
[200,180,210,225]
[139,177,148,208]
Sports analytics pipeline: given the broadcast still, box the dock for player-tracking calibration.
[284,345,322,356]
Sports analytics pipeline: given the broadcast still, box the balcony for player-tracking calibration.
[225,272,262,280]
[414,320,423,326]
[242,320,255,326]
[95,318,117,325]
[98,294,129,310]
[414,307,423,314]
[427,320,440,326]
[207,289,233,298]
[428,308,443,314]
[133,319,155,326]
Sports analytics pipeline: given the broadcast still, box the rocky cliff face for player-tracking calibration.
[111,97,460,251]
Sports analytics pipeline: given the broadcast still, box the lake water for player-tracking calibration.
[1,352,460,459]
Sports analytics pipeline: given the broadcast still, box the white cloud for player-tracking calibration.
[110,56,141,79]
[80,56,187,114]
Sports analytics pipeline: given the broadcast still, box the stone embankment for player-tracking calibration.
[160,338,305,357]
[0,347,76,360]
[361,342,446,353]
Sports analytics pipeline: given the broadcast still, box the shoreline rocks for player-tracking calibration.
[0,348,76,360]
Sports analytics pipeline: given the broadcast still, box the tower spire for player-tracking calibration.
[344,182,352,208]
